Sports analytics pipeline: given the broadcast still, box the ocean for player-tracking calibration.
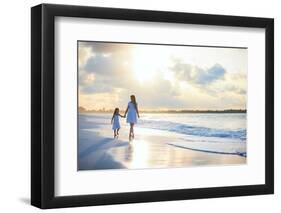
[79,112,247,157]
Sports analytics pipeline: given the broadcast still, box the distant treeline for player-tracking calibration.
[79,106,246,114]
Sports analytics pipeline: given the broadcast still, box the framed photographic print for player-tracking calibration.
[31,3,274,209]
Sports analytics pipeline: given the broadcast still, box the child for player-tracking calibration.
[111,108,125,138]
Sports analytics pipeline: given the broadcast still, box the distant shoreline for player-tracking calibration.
[79,107,246,114]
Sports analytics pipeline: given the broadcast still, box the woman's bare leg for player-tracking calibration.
[131,123,134,139]
[130,123,135,139]
[129,124,132,140]
[129,123,134,141]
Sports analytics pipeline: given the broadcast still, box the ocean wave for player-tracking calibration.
[138,119,246,140]
[168,141,246,157]
[79,113,247,141]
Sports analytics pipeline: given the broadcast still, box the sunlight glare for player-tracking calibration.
[130,140,149,168]
[132,46,170,83]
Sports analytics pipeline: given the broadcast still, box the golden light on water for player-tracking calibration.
[128,140,149,168]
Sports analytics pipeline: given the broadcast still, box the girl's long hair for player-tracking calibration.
[113,108,119,116]
[130,95,137,109]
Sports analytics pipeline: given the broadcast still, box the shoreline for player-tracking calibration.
[78,125,246,171]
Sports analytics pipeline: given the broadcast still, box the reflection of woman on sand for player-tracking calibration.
[124,95,140,141]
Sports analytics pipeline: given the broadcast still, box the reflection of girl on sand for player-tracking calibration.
[124,95,140,141]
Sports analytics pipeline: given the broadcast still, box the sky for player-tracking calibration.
[78,41,247,111]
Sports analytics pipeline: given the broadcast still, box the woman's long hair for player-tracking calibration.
[130,95,137,109]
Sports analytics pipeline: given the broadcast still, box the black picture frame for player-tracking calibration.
[31,3,274,209]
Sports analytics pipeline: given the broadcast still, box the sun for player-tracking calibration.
[132,45,172,83]
[132,47,157,83]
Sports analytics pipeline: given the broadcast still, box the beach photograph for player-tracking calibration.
[78,41,247,171]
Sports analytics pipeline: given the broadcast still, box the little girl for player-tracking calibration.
[111,108,125,138]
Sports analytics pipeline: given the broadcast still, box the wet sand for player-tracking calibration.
[78,126,246,171]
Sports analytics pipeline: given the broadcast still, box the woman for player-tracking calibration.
[124,95,140,141]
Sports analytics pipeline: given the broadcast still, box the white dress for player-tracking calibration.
[112,115,121,130]
[126,102,137,124]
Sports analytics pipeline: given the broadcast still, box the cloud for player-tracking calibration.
[79,41,134,55]
[83,55,115,75]
[79,43,136,94]
[222,73,247,95]
[168,58,247,98]
[78,45,94,68]
[78,42,247,110]
[169,58,226,86]
[196,64,226,84]
[125,74,183,109]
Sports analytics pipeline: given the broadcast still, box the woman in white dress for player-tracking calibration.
[124,95,140,141]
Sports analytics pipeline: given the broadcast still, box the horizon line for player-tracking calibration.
[78,106,247,113]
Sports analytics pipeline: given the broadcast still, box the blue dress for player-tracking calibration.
[112,115,121,130]
[126,102,137,124]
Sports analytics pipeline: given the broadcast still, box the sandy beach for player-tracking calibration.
[78,113,246,170]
